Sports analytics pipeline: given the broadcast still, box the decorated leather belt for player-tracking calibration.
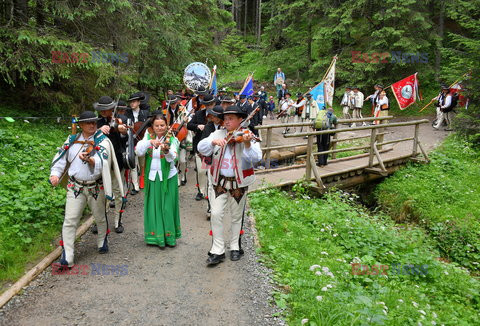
[214,175,247,203]
[380,108,389,111]
[69,176,102,186]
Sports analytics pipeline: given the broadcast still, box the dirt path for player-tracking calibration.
[0,169,284,326]
[0,113,448,326]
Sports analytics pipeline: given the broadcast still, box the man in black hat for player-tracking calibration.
[165,94,181,126]
[277,83,288,105]
[433,85,453,130]
[216,87,227,105]
[221,96,236,110]
[340,86,353,120]
[188,93,216,201]
[193,86,209,112]
[49,111,125,268]
[198,105,262,265]
[366,84,383,118]
[94,96,129,233]
[126,92,150,195]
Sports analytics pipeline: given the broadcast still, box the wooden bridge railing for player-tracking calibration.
[281,119,430,188]
[256,116,394,169]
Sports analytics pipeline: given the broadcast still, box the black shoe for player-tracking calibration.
[195,192,204,201]
[130,189,139,196]
[98,239,109,254]
[230,250,244,261]
[206,253,225,266]
[166,243,176,248]
[115,224,124,233]
[181,179,187,186]
[91,224,98,234]
[109,201,115,208]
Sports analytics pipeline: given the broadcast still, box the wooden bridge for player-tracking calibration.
[251,116,430,192]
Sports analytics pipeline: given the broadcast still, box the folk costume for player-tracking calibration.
[279,94,294,134]
[50,111,125,267]
[187,94,215,201]
[198,106,262,265]
[126,92,150,194]
[292,93,306,132]
[135,131,181,247]
[374,92,389,125]
[351,88,365,127]
[433,86,453,130]
[95,96,129,233]
[340,87,353,120]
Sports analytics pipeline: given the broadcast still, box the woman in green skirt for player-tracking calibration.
[135,114,181,247]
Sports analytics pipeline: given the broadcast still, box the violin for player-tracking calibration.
[225,128,261,144]
[77,141,100,165]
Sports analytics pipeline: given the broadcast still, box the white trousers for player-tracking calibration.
[63,185,107,265]
[131,155,145,191]
[208,183,247,255]
[343,106,352,120]
[434,107,451,129]
[195,154,208,195]
[177,146,187,186]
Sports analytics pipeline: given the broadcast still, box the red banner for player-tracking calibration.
[390,73,419,110]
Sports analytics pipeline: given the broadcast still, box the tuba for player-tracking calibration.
[183,62,211,92]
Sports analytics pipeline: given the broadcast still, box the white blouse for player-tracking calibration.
[135,135,178,181]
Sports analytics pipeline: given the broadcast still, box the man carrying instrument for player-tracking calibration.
[198,106,262,265]
[49,111,124,268]
[279,92,294,134]
[292,93,306,133]
[188,94,216,201]
[94,96,129,233]
[126,92,150,195]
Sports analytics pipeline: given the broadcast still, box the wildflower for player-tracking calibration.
[333,234,338,237]
[309,264,321,271]
[412,301,419,308]
[321,267,330,273]
[431,322,436,325]
[376,302,386,306]
[320,228,325,232]
[326,284,333,288]
[432,312,437,319]
[419,310,426,315]
[301,318,309,325]
[398,299,404,303]
[418,322,423,326]
[321,287,328,292]
[320,251,328,255]
[443,271,449,275]
[315,271,322,276]
[316,296,323,301]
[383,309,388,315]
[326,272,334,278]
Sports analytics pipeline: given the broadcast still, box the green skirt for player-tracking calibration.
[144,174,181,246]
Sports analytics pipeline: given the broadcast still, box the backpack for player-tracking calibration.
[441,93,459,113]
[314,110,331,130]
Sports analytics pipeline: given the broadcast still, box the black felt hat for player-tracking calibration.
[306,93,312,98]
[201,94,215,105]
[297,92,304,97]
[93,96,117,111]
[195,86,209,96]
[128,92,146,102]
[207,105,224,118]
[166,94,180,104]
[77,111,100,123]
[117,100,128,109]
[221,105,248,119]
[221,96,235,103]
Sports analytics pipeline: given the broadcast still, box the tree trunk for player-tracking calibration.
[244,0,247,37]
[435,0,445,81]
[14,0,28,25]
[256,0,262,45]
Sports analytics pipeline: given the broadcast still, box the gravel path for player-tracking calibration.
[0,169,284,326]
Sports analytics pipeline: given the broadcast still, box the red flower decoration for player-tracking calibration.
[100,186,104,190]
[240,230,245,235]
[151,232,155,235]
[59,240,64,246]
[95,146,100,150]
[64,145,69,150]
[119,210,125,213]
[166,232,171,237]
[195,184,199,187]
[185,168,188,172]
[67,183,74,188]
[106,229,111,235]
[209,230,213,236]
[205,196,209,199]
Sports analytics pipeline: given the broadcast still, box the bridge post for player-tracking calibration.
[369,128,377,167]
[376,119,386,150]
[331,133,337,159]
[305,134,314,180]
[412,123,419,156]
[265,127,273,169]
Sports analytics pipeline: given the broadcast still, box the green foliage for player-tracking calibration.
[0,121,67,284]
[249,188,480,325]
[375,135,480,271]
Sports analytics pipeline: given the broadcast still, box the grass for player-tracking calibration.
[0,120,68,288]
[249,187,480,325]
[375,135,480,272]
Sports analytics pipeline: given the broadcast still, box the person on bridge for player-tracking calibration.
[314,107,338,167]
[301,93,319,135]
[373,90,389,125]
[198,105,262,265]
[135,114,181,248]
[49,111,125,268]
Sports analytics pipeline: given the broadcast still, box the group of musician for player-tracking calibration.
[49,87,265,269]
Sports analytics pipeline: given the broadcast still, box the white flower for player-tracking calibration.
[320,228,325,232]
[322,267,330,273]
[432,312,437,319]
[415,285,420,288]
[383,309,388,315]
[444,271,449,275]
[431,322,436,325]
[315,271,322,276]
[333,234,338,237]
[412,301,419,308]
[321,287,328,291]
[419,310,426,315]
[376,302,386,306]
[316,296,323,301]
[326,272,335,278]
[352,257,361,263]
[326,284,333,288]
[418,322,423,326]
[301,318,309,325]
[426,304,431,309]
[309,264,321,271]
[320,251,328,255]
[398,299,404,303]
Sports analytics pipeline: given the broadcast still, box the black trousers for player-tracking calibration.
[316,134,331,166]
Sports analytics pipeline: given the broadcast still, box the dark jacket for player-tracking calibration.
[277,88,289,100]
[187,109,207,153]
[97,114,128,170]
[125,108,150,123]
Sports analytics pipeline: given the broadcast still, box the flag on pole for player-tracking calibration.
[239,73,254,96]
[323,56,337,108]
[209,65,217,96]
[309,82,326,110]
[450,82,467,107]
[390,73,419,110]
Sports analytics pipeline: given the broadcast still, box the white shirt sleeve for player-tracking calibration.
[50,136,70,178]
[198,133,216,157]
[242,142,263,164]
[135,138,150,157]
[293,99,306,108]
[441,95,452,109]
[165,138,178,163]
